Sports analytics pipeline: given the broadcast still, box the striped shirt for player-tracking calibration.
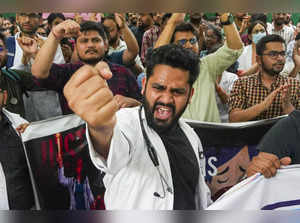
[229,73,300,120]
[267,23,294,45]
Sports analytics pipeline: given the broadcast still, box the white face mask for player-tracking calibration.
[252,32,267,45]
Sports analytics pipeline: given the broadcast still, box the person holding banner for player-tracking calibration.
[246,110,300,178]
[229,34,300,122]
[63,44,211,210]
[0,88,34,209]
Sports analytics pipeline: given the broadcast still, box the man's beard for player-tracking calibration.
[77,52,103,66]
[109,35,118,46]
[261,60,283,76]
[275,19,284,26]
[142,87,190,134]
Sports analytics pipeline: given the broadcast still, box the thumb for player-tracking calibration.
[95,61,113,80]
[280,156,292,166]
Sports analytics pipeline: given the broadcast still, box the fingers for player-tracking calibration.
[17,36,35,46]
[53,19,81,39]
[280,156,292,166]
[63,65,118,129]
[246,152,281,178]
[94,61,113,80]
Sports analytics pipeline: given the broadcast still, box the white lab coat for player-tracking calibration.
[87,106,211,210]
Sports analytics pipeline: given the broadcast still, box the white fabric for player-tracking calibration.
[108,39,144,71]
[216,71,238,122]
[87,106,211,210]
[267,23,294,45]
[207,165,300,210]
[237,44,253,72]
[11,32,65,72]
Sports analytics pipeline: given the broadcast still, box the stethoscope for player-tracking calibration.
[138,105,173,198]
[138,105,206,199]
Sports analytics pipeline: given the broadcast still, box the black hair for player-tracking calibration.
[170,22,199,43]
[247,20,267,36]
[256,34,286,56]
[146,44,200,87]
[250,13,267,25]
[77,21,107,41]
[161,13,172,25]
[61,38,74,51]
[47,13,65,26]
[206,24,223,43]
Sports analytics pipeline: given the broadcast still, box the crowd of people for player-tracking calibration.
[0,12,299,210]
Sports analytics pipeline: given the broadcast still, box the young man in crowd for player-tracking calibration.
[229,34,300,122]
[31,19,141,115]
[63,44,211,209]
[155,13,244,122]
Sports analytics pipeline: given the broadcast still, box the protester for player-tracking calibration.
[155,13,243,122]
[103,14,144,76]
[237,20,267,76]
[63,44,212,210]
[229,34,300,122]
[267,13,294,45]
[32,19,141,115]
[0,88,34,210]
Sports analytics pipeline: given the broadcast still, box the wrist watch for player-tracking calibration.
[220,13,234,26]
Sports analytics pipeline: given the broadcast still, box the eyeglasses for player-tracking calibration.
[262,51,286,59]
[176,37,198,46]
[0,47,4,52]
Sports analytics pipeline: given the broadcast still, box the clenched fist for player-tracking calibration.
[52,19,81,41]
[63,61,119,130]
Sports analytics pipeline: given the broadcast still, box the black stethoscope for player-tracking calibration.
[138,106,205,199]
[138,105,173,198]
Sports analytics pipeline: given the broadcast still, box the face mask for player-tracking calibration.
[252,32,267,45]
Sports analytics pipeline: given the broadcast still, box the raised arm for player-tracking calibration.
[221,13,244,50]
[154,13,185,49]
[114,13,139,65]
[63,62,119,159]
[31,20,80,79]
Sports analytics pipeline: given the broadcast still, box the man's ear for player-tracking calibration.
[141,76,146,95]
[3,90,7,105]
[188,87,194,104]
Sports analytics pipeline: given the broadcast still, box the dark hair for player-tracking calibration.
[78,21,107,41]
[250,13,267,25]
[161,13,172,25]
[256,34,286,56]
[61,38,74,51]
[171,22,199,43]
[295,33,300,41]
[47,13,65,26]
[247,20,267,36]
[206,24,223,43]
[146,44,200,87]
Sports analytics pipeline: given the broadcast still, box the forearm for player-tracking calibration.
[223,22,244,50]
[88,124,115,160]
[154,20,177,48]
[229,103,265,122]
[121,25,139,64]
[241,63,259,76]
[31,32,60,79]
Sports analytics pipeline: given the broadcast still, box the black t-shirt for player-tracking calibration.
[259,110,300,164]
[160,124,199,210]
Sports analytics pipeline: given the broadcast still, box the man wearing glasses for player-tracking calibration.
[229,34,300,122]
[155,13,244,123]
